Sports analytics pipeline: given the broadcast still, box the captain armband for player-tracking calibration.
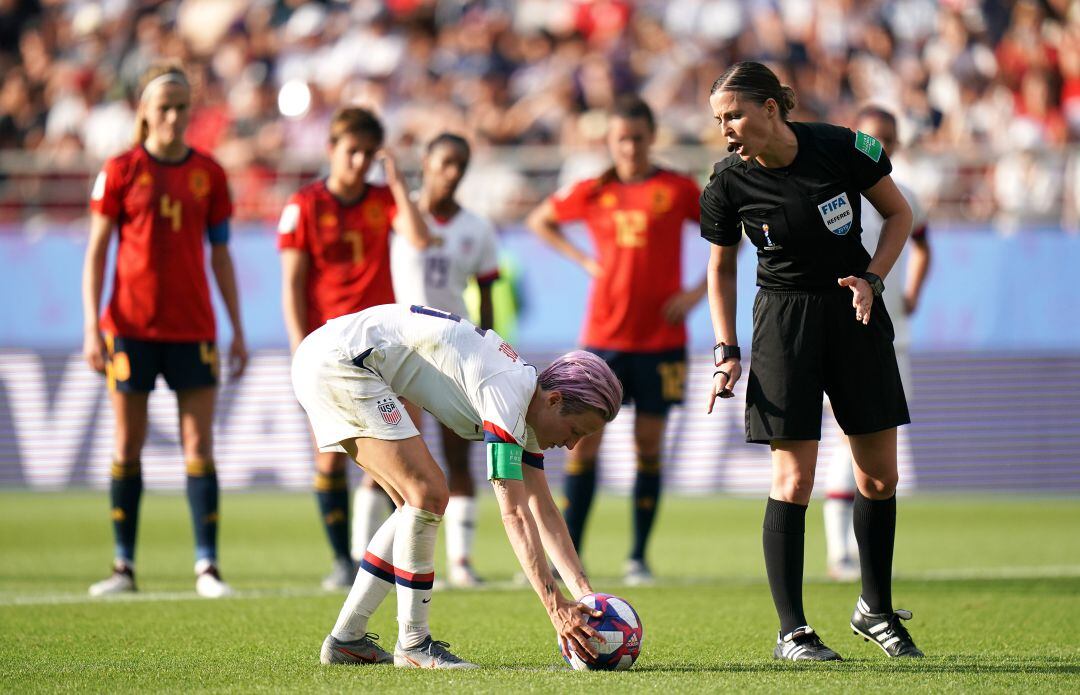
[487,442,524,481]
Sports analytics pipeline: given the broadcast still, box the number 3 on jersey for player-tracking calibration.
[160,194,182,232]
[613,210,647,248]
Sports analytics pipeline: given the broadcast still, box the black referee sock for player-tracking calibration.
[109,459,143,564]
[853,492,896,614]
[763,497,809,635]
[630,456,662,561]
[563,457,598,551]
[186,458,220,563]
[315,471,351,560]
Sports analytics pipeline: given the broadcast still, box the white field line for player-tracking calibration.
[3,565,1078,608]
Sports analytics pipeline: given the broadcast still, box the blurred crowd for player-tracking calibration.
[2,0,1080,227]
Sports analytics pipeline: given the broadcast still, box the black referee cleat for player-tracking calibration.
[850,597,925,658]
[773,626,843,661]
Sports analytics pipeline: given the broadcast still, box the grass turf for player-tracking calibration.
[1,492,1078,692]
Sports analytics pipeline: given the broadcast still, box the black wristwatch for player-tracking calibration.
[861,272,885,297]
[713,342,741,366]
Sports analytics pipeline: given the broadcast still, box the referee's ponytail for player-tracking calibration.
[710,62,797,120]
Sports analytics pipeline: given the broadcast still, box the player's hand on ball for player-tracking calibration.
[553,595,602,661]
[707,360,741,413]
[83,330,106,374]
[838,276,873,325]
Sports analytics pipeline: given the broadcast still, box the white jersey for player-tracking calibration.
[860,180,927,349]
[310,304,541,454]
[391,208,500,317]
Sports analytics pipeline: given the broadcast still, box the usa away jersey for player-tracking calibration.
[323,304,542,457]
[550,168,700,352]
[90,146,232,342]
[277,180,398,335]
[390,207,500,318]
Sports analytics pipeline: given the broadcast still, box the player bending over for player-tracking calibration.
[292,303,621,668]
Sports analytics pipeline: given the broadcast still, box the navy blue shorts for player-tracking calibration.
[584,346,687,416]
[105,335,218,393]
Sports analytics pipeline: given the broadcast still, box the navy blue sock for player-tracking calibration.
[186,458,219,562]
[763,497,808,635]
[315,471,351,560]
[110,459,143,564]
[853,492,896,614]
[630,456,661,561]
[562,457,597,552]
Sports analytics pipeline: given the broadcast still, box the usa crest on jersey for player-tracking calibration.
[377,398,401,425]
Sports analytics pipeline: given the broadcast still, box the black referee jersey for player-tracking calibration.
[699,121,892,289]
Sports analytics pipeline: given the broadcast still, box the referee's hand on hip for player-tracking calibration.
[707,360,742,413]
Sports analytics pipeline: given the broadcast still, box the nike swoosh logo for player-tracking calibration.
[336,647,377,663]
[422,598,431,603]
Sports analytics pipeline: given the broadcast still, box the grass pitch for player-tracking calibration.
[1,491,1078,693]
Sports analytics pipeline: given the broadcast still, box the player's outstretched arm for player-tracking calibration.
[522,463,592,599]
[490,477,601,659]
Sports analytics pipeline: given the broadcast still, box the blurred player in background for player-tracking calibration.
[293,304,619,668]
[361,132,500,588]
[81,62,246,598]
[278,107,429,590]
[824,105,932,581]
[527,95,704,585]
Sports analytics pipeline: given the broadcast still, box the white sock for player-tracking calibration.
[351,485,393,560]
[395,504,441,649]
[823,497,856,565]
[824,441,858,565]
[331,510,399,641]
[443,496,476,568]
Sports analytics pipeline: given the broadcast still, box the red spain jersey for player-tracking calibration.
[90,146,232,342]
[550,168,700,352]
[277,180,398,335]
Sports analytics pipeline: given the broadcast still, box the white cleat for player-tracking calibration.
[447,562,484,589]
[194,559,234,598]
[828,557,861,582]
[394,636,479,669]
[89,562,136,596]
[624,558,655,586]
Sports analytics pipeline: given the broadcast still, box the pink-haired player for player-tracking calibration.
[291,303,623,669]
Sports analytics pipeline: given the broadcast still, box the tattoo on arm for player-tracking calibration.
[544,582,555,595]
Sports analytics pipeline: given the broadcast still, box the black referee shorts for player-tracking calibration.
[745,288,910,444]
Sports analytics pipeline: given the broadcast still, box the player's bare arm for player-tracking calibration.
[526,199,600,277]
[81,212,115,374]
[490,476,601,659]
[380,148,431,250]
[210,243,248,377]
[663,277,709,324]
[280,248,310,353]
[522,463,592,599]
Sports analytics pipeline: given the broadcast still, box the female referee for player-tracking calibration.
[82,62,246,598]
[700,62,923,660]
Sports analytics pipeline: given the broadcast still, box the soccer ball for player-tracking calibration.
[562,592,643,671]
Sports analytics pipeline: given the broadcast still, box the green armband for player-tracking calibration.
[487,442,524,481]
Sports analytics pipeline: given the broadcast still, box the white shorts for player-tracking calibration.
[291,326,418,452]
